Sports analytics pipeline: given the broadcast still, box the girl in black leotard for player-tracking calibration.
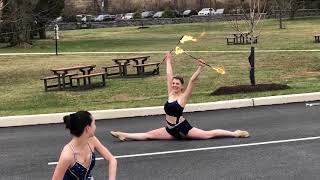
[110,53,249,141]
[52,111,117,180]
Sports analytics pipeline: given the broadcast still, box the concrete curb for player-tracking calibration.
[1,92,319,127]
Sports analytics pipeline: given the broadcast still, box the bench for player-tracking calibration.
[41,73,77,91]
[101,65,121,77]
[226,37,236,45]
[71,72,107,88]
[315,34,320,43]
[132,62,160,76]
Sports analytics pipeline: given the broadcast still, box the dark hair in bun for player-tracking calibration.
[63,111,93,137]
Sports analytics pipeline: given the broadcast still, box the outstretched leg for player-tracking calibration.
[186,127,249,140]
[110,127,174,141]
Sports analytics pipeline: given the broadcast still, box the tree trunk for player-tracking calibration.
[248,46,255,86]
[279,9,284,29]
[38,22,46,39]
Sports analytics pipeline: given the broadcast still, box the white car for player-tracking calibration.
[95,15,108,21]
[153,11,164,18]
[198,8,215,16]
[122,13,134,20]
[141,11,155,18]
[214,9,224,15]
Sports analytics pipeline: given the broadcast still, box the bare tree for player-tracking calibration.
[0,0,64,47]
[229,0,269,86]
[288,0,304,19]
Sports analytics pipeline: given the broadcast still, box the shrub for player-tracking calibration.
[162,7,175,18]
[133,11,142,19]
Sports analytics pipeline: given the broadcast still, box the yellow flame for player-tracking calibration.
[180,35,197,43]
[212,66,225,74]
[175,46,184,55]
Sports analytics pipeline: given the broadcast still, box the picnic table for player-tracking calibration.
[110,56,156,77]
[315,34,320,43]
[51,64,96,90]
[227,32,258,45]
[233,32,250,44]
[102,56,160,77]
[112,59,131,77]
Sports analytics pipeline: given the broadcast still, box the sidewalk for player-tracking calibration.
[1,92,319,127]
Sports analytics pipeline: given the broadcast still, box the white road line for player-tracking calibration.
[2,49,320,56]
[47,136,320,165]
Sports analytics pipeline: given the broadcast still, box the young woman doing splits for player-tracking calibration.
[110,53,249,141]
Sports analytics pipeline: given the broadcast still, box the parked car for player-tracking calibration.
[182,10,198,17]
[76,14,86,22]
[173,10,182,17]
[95,15,107,21]
[122,13,135,20]
[198,8,214,16]
[153,11,164,18]
[214,8,224,15]
[141,11,155,18]
[81,15,95,22]
[115,14,124,21]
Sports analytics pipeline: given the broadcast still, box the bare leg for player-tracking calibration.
[186,127,249,140]
[110,127,174,141]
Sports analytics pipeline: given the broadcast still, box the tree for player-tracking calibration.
[0,0,64,47]
[230,0,269,86]
[274,0,286,29]
[288,0,304,19]
[34,0,65,39]
[1,0,37,47]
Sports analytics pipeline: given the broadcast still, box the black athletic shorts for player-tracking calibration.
[165,120,193,139]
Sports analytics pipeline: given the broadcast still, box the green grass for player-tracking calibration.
[0,17,320,116]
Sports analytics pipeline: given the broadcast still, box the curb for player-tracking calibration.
[1,92,319,127]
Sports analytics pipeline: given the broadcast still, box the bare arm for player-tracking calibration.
[166,52,174,95]
[181,60,205,104]
[52,146,73,180]
[90,137,117,180]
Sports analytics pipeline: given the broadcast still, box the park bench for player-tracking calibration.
[41,73,77,91]
[226,36,236,45]
[132,62,160,76]
[315,34,320,43]
[71,72,107,88]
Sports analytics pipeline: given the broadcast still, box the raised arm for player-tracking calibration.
[166,52,174,95]
[182,60,205,102]
[90,137,117,180]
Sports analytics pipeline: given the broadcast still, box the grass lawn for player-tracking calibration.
[0,17,319,116]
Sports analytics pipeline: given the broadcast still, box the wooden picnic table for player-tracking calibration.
[233,32,250,44]
[315,34,320,43]
[112,56,150,76]
[51,64,96,90]
[112,59,131,77]
[227,32,258,45]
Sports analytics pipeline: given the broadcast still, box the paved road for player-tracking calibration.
[1,102,320,180]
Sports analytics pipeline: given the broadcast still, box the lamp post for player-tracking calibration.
[54,24,59,56]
